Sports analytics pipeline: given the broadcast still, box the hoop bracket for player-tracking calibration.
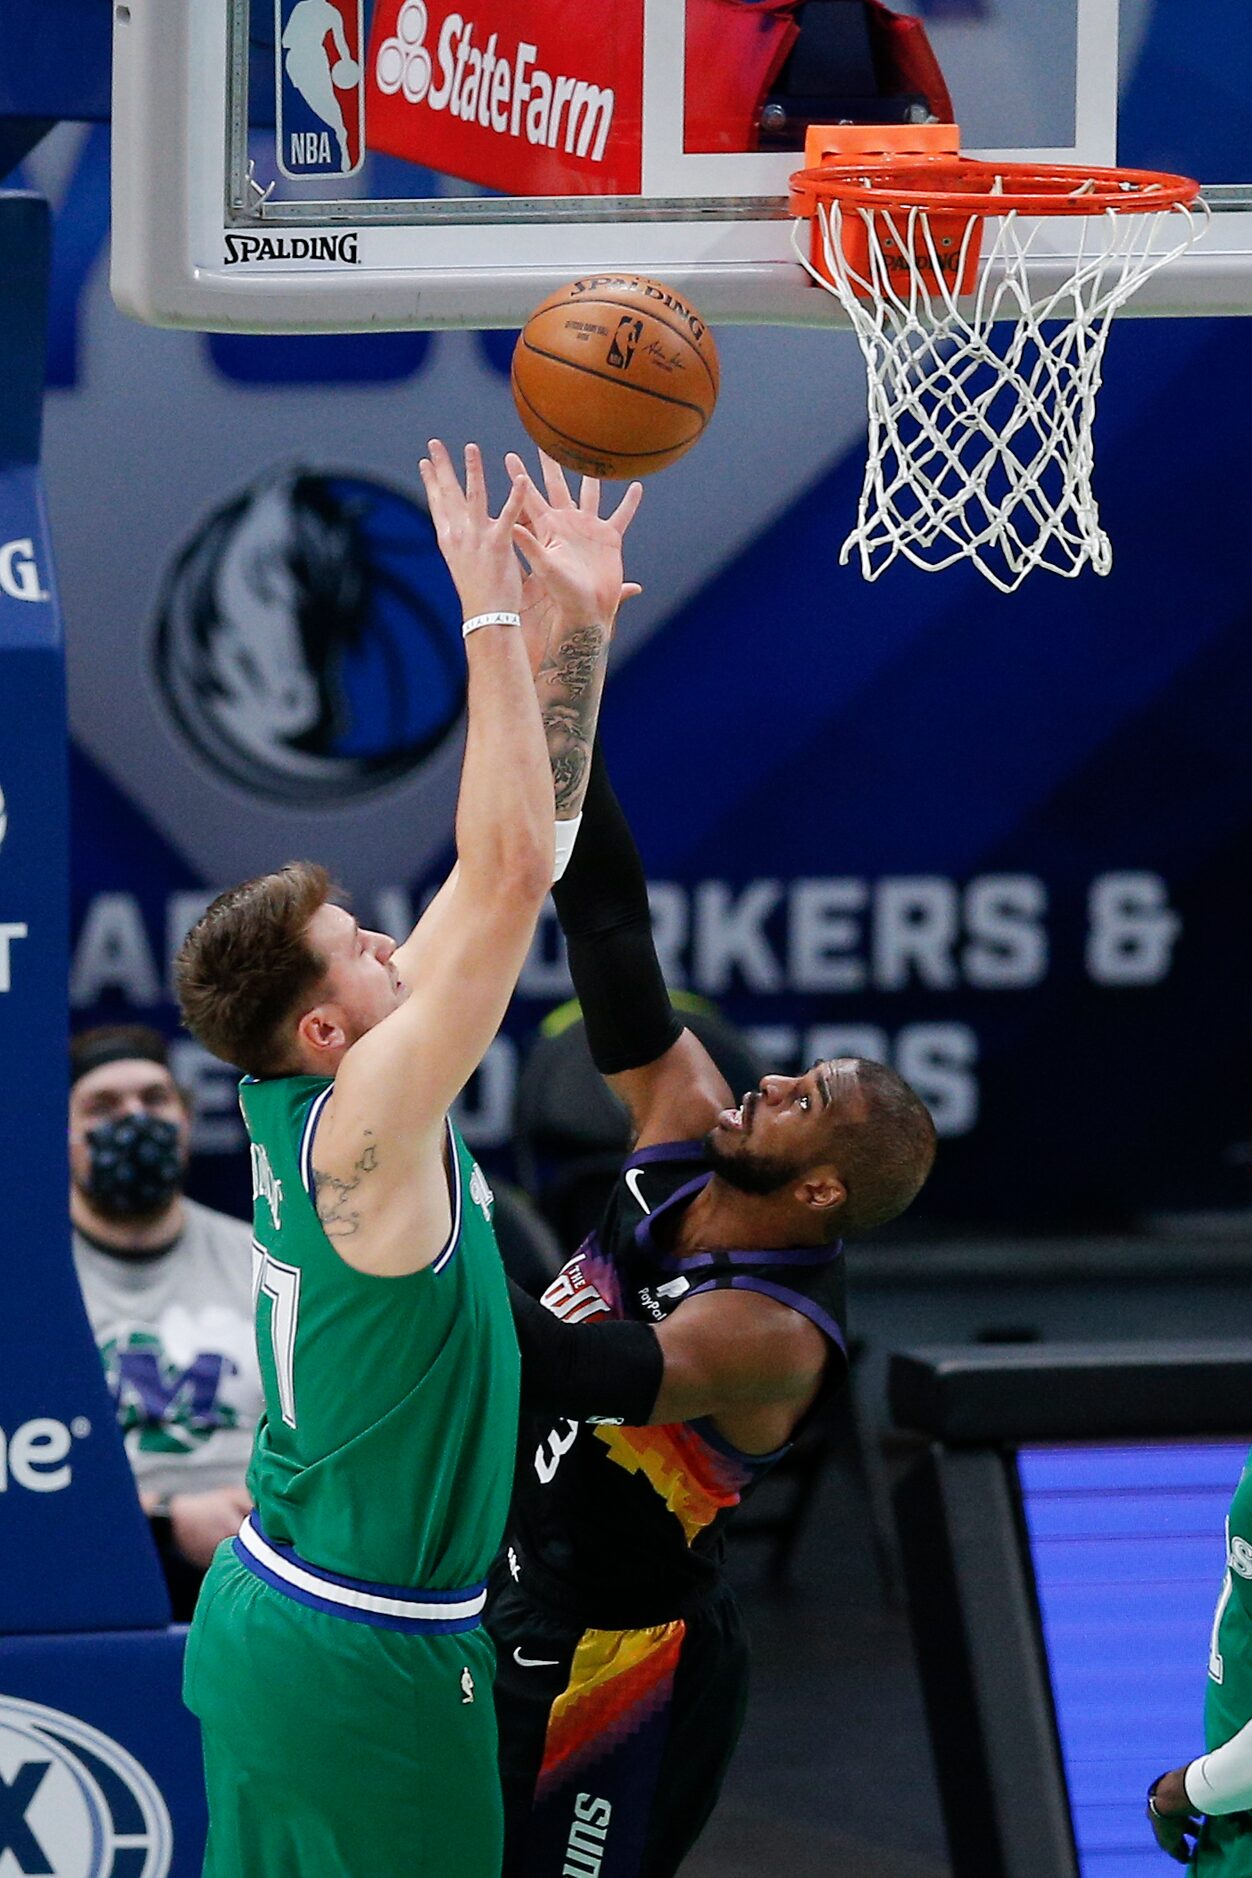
[789,123,978,298]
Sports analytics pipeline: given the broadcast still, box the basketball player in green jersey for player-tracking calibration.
[1148,1455,1252,1868]
[173,441,641,1878]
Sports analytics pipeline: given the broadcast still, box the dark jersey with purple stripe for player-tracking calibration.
[507,1141,847,1627]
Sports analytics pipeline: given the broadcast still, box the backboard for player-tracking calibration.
[111,0,1252,333]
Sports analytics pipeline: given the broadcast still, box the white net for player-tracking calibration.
[796,193,1206,591]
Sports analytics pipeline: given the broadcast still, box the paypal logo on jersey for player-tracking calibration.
[0,1697,173,1876]
[151,468,467,804]
[277,0,366,177]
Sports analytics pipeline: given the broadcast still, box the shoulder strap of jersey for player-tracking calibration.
[686,1260,848,1363]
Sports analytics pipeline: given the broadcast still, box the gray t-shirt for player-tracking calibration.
[73,1197,262,1499]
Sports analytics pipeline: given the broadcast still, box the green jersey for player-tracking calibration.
[240,1073,519,1592]
[1188,1454,1252,1875]
[1206,1455,1252,1756]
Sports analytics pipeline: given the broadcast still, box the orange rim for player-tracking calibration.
[789,157,1202,221]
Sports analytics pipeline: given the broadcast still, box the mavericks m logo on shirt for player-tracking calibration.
[104,1331,241,1452]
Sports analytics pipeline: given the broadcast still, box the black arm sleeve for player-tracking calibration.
[550,742,683,1075]
[508,1278,664,1424]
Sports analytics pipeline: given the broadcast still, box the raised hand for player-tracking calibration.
[418,440,528,622]
[506,452,642,669]
[505,453,642,824]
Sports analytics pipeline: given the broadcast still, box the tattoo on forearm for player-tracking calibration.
[536,625,604,701]
[313,1135,379,1239]
[537,622,606,816]
[542,707,591,814]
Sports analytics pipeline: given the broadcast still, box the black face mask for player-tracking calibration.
[85,1114,184,1218]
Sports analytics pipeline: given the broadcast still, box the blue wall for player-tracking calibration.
[1021,1441,1249,1877]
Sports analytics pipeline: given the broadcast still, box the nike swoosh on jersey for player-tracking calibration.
[624,1167,652,1215]
[514,1648,560,1668]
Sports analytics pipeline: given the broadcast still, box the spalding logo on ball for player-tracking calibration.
[511,275,720,480]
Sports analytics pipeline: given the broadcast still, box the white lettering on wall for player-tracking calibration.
[0,922,28,992]
[895,1023,981,1136]
[963,876,1049,988]
[63,870,1179,1153]
[694,881,785,993]
[70,893,160,1004]
[169,1038,248,1152]
[0,1418,76,1492]
[165,891,214,995]
[0,538,49,602]
[1086,872,1181,986]
[789,879,868,992]
[872,877,960,991]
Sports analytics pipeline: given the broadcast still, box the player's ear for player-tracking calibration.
[296,1004,346,1058]
[795,1168,846,1217]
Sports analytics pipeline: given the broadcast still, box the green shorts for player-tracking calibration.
[184,1547,503,1878]
[1194,1811,1252,1875]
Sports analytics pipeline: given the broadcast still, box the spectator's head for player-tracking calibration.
[704,1056,936,1241]
[69,1026,192,1232]
[174,863,405,1078]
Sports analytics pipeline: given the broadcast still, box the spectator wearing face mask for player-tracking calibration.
[69,1024,261,1619]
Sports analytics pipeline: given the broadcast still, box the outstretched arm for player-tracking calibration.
[508,1280,830,1427]
[508,451,641,840]
[397,453,641,983]
[508,454,727,1144]
[319,444,552,1273]
[551,743,733,1147]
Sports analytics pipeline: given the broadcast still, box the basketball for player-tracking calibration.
[331,57,360,87]
[511,275,720,480]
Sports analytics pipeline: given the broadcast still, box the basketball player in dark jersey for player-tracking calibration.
[487,505,937,1876]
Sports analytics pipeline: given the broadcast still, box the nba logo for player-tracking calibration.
[275,0,365,179]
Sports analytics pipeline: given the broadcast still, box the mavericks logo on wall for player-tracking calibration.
[0,1697,172,1876]
[152,469,466,803]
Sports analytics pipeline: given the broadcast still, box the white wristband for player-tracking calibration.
[462,610,522,637]
[552,813,583,883]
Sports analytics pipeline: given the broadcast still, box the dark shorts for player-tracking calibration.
[487,1555,750,1878]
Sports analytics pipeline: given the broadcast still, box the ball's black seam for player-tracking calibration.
[516,339,710,424]
[510,368,705,469]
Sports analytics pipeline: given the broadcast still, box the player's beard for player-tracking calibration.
[703,1131,798,1197]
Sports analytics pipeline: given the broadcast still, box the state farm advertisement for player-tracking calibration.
[366,0,645,196]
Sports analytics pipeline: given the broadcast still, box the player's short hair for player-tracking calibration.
[817,1058,937,1239]
[175,862,337,1077]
